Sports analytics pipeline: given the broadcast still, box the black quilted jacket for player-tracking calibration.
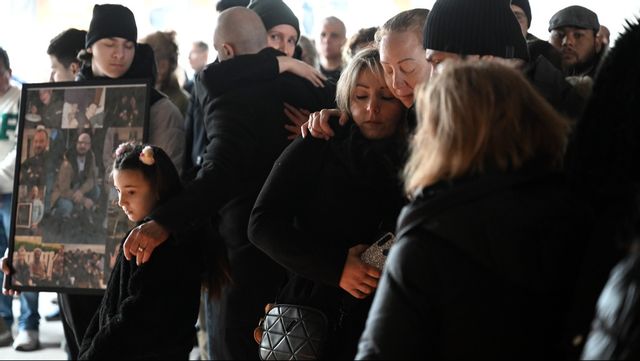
[582,245,640,360]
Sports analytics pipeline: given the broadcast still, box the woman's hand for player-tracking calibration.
[123,220,169,266]
[277,56,326,87]
[284,103,310,140]
[339,244,381,299]
[301,109,349,140]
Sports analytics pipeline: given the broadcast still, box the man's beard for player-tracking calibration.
[563,48,601,76]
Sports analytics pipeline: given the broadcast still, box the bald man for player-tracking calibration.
[129,7,333,359]
[213,7,269,60]
[317,16,347,81]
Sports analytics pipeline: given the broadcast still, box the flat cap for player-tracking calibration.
[549,5,600,32]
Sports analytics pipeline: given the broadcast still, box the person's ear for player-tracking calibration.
[594,33,604,53]
[222,43,235,59]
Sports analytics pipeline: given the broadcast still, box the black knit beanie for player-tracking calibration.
[85,4,138,48]
[510,0,531,28]
[423,0,529,61]
[248,0,300,40]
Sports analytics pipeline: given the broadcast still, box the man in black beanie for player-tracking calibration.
[85,4,137,49]
[423,0,585,119]
[548,5,604,78]
[511,0,538,40]
[424,0,529,73]
[248,0,300,57]
[510,0,564,73]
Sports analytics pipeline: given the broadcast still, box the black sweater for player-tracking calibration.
[78,231,201,360]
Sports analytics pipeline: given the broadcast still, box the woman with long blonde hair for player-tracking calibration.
[357,61,592,359]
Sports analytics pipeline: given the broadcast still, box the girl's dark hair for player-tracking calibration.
[113,143,182,206]
[112,142,230,297]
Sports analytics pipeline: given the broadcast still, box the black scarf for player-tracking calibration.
[77,43,164,105]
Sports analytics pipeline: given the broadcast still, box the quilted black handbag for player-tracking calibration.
[581,247,640,359]
[255,304,329,360]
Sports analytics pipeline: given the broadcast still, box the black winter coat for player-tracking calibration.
[150,47,334,360]
[249,123,406,359]
[78,231,201,360]
[356,170,592,360]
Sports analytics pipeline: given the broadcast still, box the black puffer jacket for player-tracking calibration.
[356,169,592,359]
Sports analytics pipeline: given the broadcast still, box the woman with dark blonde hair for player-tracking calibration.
[249,47,407,359]
[356,61,592,359]
[404,61,567,192]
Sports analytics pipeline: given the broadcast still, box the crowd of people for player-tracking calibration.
[0,0,638,359]
[10,245,106,289]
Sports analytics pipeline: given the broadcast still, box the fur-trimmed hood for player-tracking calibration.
[566,19,640,191]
